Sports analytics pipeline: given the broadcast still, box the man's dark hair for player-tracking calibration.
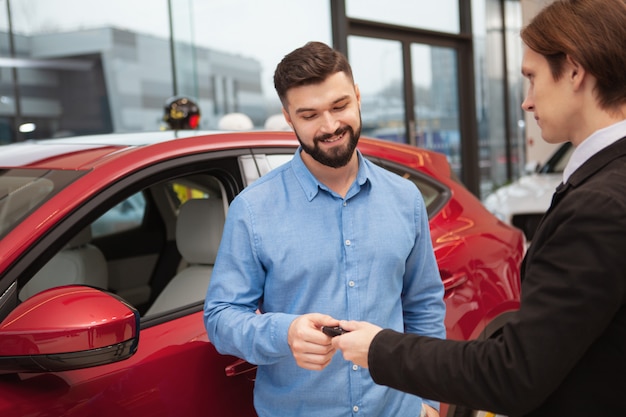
[274,41,354,107]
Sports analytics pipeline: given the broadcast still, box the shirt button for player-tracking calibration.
[345,239,351,246]
[352,364,359,371]
[348,281,355,287]
[353,405,359,412]
[343,201,347,206]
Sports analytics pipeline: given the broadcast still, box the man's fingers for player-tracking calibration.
[292,345,337,370]
[338,319,362,331]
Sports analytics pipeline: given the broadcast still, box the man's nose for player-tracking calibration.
[320,111,340,133]
[521,93,534,112]
[521,98,534,112]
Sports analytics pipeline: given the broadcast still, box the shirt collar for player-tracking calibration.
[563,119,626,183]
[290,147,370,201]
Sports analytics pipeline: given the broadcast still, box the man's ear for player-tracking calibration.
[566,55,586,90]
[281,107,294,129]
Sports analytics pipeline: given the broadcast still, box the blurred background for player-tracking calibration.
[0,0,553,198]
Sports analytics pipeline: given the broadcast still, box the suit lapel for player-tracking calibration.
[547,136,626,213]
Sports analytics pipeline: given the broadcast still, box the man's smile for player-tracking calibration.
[317,128,348,144]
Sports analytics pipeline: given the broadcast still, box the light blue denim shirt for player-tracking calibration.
[204,148,446,417]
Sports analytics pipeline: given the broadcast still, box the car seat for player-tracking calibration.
[145,197,225,316]
[19,226,109,300]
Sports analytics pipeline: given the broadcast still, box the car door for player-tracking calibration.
[0,151,258,417]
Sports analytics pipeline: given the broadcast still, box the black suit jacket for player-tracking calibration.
[369,137,626,416]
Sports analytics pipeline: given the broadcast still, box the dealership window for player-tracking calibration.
[346,0,460,33]
[0,0,524,199]
[0,0,331,140]
[342,0,472,188]
[472,0,525,196]
[412,43,460,175]
[348,37,405,142]
[347,36,461,178]
[340,0,524,196]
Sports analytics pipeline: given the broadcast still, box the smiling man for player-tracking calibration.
[204,41,446,417]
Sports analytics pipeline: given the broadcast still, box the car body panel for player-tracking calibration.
[0,286,137,356]
[0,311,255,417]
[0,131,523,417]
[484,172,560,222]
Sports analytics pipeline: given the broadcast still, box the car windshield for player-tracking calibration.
[0,169,84,238]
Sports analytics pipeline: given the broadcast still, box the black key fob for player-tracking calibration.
[321,326,349,337]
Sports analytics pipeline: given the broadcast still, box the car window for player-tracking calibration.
[265,154,294,170]
[92,191,147,238]
[91,179,225,239]
[0,169,83,239]
[376,163,449,218]
[239,153,294,186]
[168,177,230,215]
[0,176,53,236]
[16,170,232,314]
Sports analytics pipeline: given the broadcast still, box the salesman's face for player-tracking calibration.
[521,46,581,145]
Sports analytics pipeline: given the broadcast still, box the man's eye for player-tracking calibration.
[334,104,348,111]
[302,114,316,120]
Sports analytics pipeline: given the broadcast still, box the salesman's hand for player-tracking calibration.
[331,320,383,369]
[288,313,339,371]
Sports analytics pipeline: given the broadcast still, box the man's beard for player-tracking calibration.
[295,119,361,169]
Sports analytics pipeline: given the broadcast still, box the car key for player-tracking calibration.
[321,326,349,337]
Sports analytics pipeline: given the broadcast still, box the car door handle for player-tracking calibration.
[442,272,468,292]
[225,358,258,377]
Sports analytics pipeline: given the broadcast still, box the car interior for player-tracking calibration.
[144,197,225,317]
[17,170,232,319]
[19,226,108,300]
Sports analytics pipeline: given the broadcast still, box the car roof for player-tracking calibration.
[0,131,294,170]
[0,131,176,169]
[0,130,451,177]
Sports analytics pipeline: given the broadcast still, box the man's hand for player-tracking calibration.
[331,320,383,368]
[287,313,340,370]
[422,403,440,417]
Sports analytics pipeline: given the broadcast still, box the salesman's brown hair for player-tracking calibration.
[521,0,626,110]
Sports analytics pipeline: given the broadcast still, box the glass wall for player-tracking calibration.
[348,37,405,142]
[412,44,460,173]
[0,0,331,141]
[0,1,13,144]
[346,0,460,33]
[504,0,525,180]
[348,36,461,174]
[0,0,525,198]
[472,0,524,196]
[344,1,470,183]
[348,36,461,177]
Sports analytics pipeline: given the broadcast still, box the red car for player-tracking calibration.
[0,131,523,417]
